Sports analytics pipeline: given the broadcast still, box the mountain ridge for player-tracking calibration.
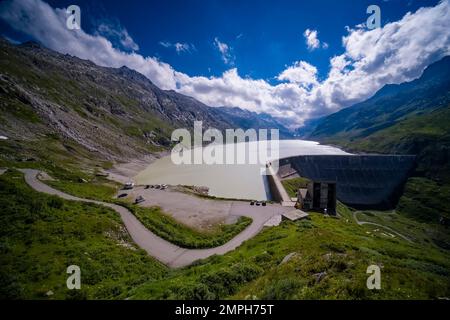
[0,38,292,167]
[215,106,294,139]
[308,55,450,141]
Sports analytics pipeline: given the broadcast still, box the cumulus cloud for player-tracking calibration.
[309,0,450,118]
[159,41,195,54]
[1,0,450,128]
[277,61,318,88]
[304,28,328,50]
[214,37,234,65]
[175,68,307,120]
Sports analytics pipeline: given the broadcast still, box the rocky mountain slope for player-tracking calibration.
[0,38,290,165]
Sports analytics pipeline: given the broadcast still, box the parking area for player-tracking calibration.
[117,185,289,232]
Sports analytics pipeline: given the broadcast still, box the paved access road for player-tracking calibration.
[19,169,285,268]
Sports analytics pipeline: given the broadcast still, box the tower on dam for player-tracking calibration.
[297,181,337,215]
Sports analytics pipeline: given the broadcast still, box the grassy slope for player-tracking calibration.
[131,203,450,299]
[0,132,116,185]
[0,170,167,299]
[46,178,120,202]
[354,209,450,250]
[342,105,450,182]
[397,177,450,223]
[281,177,311,198]
[1,170,449,300]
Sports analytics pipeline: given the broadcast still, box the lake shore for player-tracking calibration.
[106,151,170,184]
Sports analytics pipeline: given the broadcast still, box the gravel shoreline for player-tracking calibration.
[106,151,170,184]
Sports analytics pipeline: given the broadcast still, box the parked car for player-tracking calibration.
[123,182,135,190]
[145,185,150,189]
[255,201,261,206]
[134,196,145,204]
[250,201,255,205]
[262,202,267,206]
[118,193,127,198]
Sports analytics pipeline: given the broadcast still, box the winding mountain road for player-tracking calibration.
[353,210,412,243]
[18,169,280,268]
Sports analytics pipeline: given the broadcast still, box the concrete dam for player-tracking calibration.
[278,155,416,209]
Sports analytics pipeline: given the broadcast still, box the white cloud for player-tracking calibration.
[1,0,450,128]
[277,61,318,88]
[96,22,139,51]
[174,43,190,53]
[174,68,306,120]
[0,0,179,89]
[214,37,234,65]
[159,41,171,47]
[159,41,195,54]
[303,28,328,51]
[309,0,450,118]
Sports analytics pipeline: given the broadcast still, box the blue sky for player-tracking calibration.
[1,0,449,127]
[39,0,439,81]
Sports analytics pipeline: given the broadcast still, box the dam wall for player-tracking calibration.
[281,155,416,209]
[267,171,283,202]
[267,163,292,204]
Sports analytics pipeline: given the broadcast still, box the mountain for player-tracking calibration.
[0,38,269,164]
[215,106,294,139]
[294,116,325,138]
[309,56,450,141]
[305,56,450,224]
[308,56,450,182]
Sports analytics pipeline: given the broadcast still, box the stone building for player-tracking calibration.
[297,181,336,215]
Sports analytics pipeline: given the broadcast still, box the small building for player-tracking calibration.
[297,181,336,215]
[297,188,312,210]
